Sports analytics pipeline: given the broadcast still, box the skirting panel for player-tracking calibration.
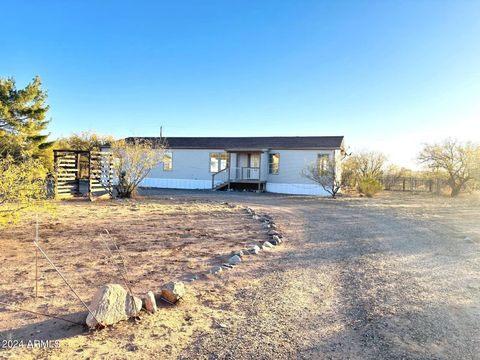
[141,178,329,196]
[140,178,216,190]
[266,182,330,196]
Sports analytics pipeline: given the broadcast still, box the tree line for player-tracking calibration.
[1,75,479,224]
[0,76,165,224]
[304,143,480,198]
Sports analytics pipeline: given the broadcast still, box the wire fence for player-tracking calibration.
[382,176,478,194]
[382,176,442,193]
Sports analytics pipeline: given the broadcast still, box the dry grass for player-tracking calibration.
[0,197,274,359]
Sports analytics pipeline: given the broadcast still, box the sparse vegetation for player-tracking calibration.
[341,150,387,196]
[55,130,115,151]
[0,156,48,225]
[302,157,342,198]
[0,76,53,224]
[342,150,386,189]
[358,177,383,197]
[418,138,480,197]
[112,139,166,198]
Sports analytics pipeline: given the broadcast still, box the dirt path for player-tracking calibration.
[169,191,480,359]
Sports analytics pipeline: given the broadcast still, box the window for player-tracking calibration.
[317,154,329,175]
[210,152,229,173]
[269,153,280,175]
[163,151,173,171]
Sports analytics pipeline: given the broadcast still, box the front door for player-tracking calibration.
[247,153,260,179]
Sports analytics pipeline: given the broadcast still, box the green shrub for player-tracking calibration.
[0,157,48,225]
[358,178,383,197]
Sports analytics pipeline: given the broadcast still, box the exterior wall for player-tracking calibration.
[264,149,336,196]
[228,153,237,181]
[265,149,334,182]
[140,147,340,196]
[141,148,225,190]
[260,152,269,181]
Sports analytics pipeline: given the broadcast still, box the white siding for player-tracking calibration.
[140,148,340,195]
[266,149,335,184]
[266,182,330,196]
[140,148,225,189]
[148,148,225,180]
[264,149,336,196]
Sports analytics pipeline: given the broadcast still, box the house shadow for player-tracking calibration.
[0,311,88,346]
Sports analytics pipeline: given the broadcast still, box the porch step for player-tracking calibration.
[213,181,230,191]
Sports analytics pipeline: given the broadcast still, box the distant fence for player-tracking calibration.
[382,176,448,194]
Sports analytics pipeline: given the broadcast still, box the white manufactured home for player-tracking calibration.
[130,136,345,196]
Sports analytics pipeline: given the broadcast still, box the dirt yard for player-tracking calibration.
[0,197,274,359]
[1,190,479,359]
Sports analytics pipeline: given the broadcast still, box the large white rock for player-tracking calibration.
[161,282,186,303]
[86,284,142,329]
[263,241,275,249]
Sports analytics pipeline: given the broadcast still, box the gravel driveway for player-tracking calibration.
[143,189,480,360]
[3,190,478,359]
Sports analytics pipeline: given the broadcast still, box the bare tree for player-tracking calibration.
[111,139,166,198]
[342,150,387,189]
[418,139,479,197]
[55,131,114,151]
[302,158,342,198]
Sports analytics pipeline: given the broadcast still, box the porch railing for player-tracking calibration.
[212,166,262,189]
[231,167,260,180]
[211,168,228,189]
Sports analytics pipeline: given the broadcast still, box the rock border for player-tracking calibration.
[205,203,286,277]
[86,201,285,329]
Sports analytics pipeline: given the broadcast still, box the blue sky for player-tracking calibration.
[2,0,479,167]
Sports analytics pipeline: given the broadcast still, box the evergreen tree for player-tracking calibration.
[0,76,53,163]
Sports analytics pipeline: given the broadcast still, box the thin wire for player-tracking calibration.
[98,233,134,296]
[35,214,39,299]
[103,229,138,316]
[33,241,101,326]
[0,301,83,326]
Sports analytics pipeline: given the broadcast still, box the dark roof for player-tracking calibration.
[125,136,344,150]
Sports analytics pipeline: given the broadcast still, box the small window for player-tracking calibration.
[317,154,329,175]
[210,152,229,173]
[269,153,280,175]
[163,151,173,171]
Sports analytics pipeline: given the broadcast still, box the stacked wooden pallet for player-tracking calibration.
[89,151,113,198]
[54,151,79,199]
